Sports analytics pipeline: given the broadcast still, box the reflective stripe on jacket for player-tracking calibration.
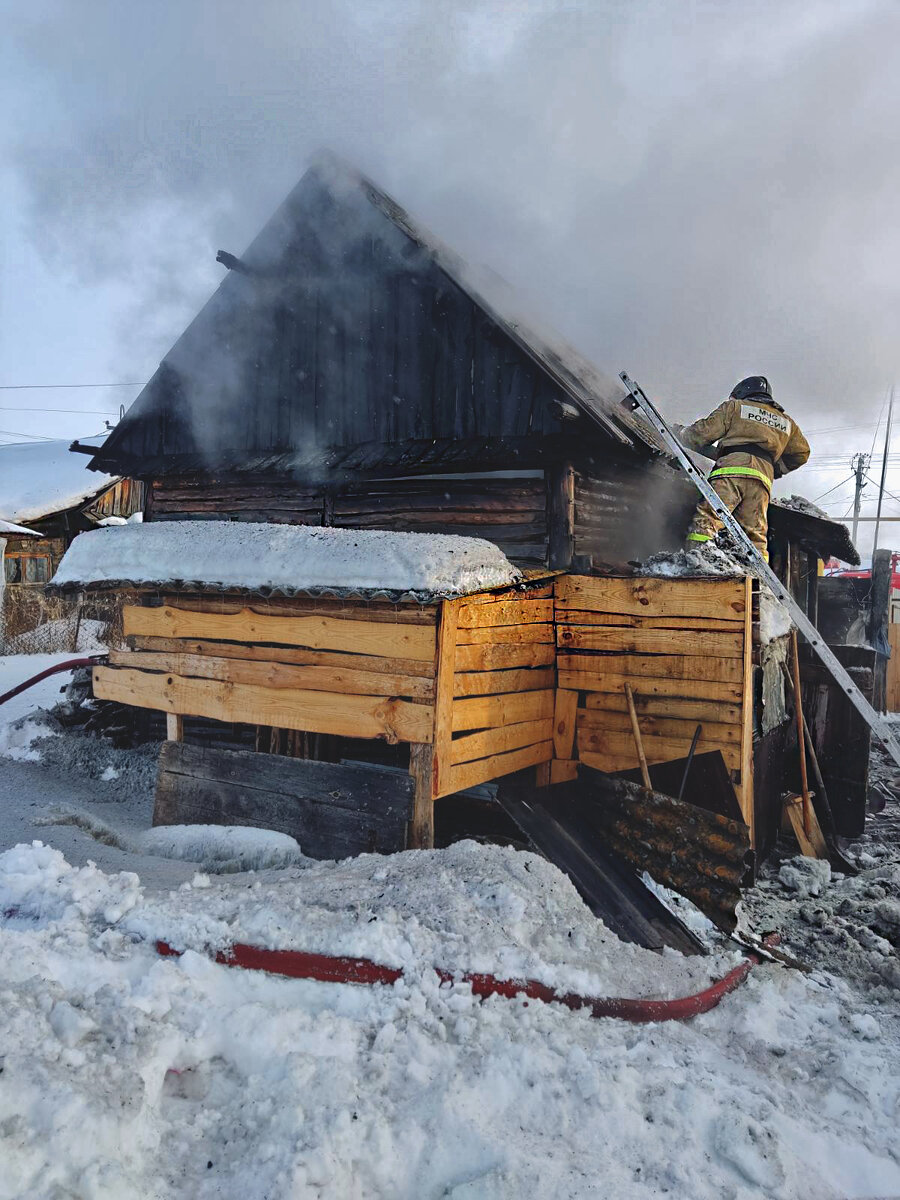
[680,397,810,485]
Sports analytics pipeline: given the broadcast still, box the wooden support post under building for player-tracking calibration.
[166,712,183,742]
[409,743,434,849]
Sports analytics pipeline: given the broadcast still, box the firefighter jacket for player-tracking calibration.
[680,397,810,489]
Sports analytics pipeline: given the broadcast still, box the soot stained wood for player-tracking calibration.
[153,741,415,858]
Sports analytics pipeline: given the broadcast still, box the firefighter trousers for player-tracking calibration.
[686,473,770,561]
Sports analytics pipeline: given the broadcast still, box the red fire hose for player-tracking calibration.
[0,656,104,708]
[156,939,761,1023]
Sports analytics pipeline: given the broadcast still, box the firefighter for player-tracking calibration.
[679,376,810,561]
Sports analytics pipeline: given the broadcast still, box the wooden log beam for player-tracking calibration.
[557,669,743,703]
[451,689,555,733]
[94,666,434,744]
[443,740,554,796]
[123,605,437,661]
[455,642,556,671]
[450,718,553,765]
[557,626,743,657]
[128,635,436,678]
[554,574,747,620]
[109,649,435,701]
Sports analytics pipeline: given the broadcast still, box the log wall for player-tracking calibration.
[146,474,548,564]
[553,574,756,842]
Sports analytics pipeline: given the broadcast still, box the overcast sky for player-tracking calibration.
[2,0,900,554]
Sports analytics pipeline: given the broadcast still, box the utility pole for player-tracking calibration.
[873,385,895,555]
[851,451,870,544]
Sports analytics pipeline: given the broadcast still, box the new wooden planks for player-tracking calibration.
[556,625,743,658]
[456,598,554,629]
[431,598,461,803]
[550,760,579,784]
[554,574,747,621]
[584,692,742,725]
[450,718,553,765]
[553,688,579,760]
[577,729,740,772]
[124,605,437,661]
[442,740,554,797]
[109,649,435,700]
[129,635,437,678]
[557,669,744,703]
[162,595,438,625]
[455,642,556,671]
[455,623,553,646]
[452,667,555,697]
[551,609,745,632]
[556,651,744,684]
[94,666,434,744]
[451,689,555,733]
[577,708,741,745]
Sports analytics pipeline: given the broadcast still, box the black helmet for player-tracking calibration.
[731,376,772,401]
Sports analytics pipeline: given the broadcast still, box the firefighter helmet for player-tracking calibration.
[731,376,772,401]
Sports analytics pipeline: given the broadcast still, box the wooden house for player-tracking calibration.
[53,156,869,921]
[0,437,144,650]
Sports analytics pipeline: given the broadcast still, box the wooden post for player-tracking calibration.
[547,462,575,570]
[166,712,183,742]
[409,743,435,849]
[431,597,461,801]
[738,575,756,847]
[790,630,812,837]
[867,548,892,712]
[624,683,652,789]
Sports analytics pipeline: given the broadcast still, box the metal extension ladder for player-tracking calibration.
[614,371,900,769]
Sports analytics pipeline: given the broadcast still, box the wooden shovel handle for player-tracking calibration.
[624,683,652,790]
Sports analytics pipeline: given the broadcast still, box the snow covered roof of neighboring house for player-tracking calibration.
[0,437,117,525]
[50,521,523,600]
[0,519,42,537]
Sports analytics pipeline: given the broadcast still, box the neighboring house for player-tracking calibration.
[0,437,144,650]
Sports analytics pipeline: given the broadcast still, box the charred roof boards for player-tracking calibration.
[87,153,658,480]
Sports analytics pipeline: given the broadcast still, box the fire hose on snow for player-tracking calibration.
[156,936,779,1024]
[1,655,780,1022]
[0,656,105,708]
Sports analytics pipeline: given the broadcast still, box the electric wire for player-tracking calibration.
[0,382,143,391]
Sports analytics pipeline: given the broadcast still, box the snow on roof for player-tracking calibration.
[0,519,42,537]
[0,437,116,524]
[51,520,522,598]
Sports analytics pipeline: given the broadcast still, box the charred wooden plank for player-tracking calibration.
[153,742,413,858]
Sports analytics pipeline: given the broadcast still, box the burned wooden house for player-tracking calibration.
[0,437,144,651]
[53,155,869,935]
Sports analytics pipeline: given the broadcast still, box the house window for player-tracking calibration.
[4,555,51,584]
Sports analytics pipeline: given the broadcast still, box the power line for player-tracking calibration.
[0,382,143,391]
[812,475,856,504]
[0,406,118,415]
[0,428,57,442]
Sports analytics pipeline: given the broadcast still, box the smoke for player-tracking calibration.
[4,0,900,549]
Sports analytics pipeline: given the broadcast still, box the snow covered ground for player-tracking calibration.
[2,653,900,1198]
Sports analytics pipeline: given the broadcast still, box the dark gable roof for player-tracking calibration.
[88,153,659,478]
